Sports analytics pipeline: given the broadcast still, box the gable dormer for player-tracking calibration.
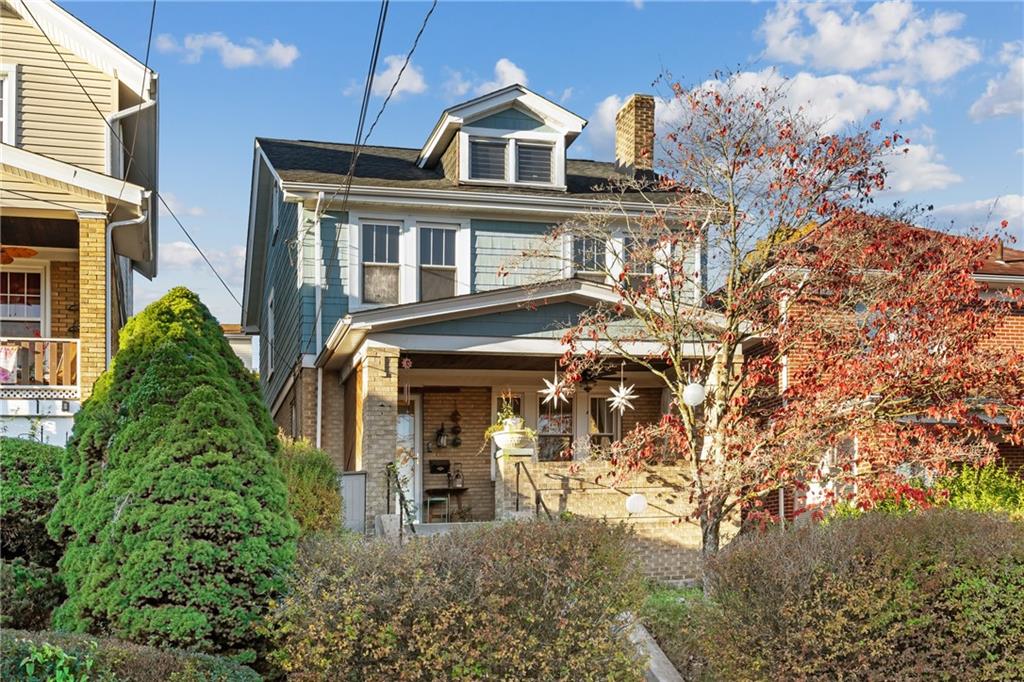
[417,84,586,191]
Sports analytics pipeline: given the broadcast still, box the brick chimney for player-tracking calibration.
[615,94,655,174]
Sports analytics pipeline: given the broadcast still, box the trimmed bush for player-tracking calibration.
[47,287,298,658]
[0,559,64,631]
[697,510,1024,680]
[0,437,64,566]
[943,462,1024,516]
[0,629,260,681]
[277,435,341,535]
[267,519,646,681]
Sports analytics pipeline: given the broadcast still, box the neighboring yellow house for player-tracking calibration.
[0,0,158,443]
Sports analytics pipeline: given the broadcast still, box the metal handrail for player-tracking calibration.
[514,461,554,520]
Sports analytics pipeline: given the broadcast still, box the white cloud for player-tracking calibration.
[881,143,961,193]
[157,241,246,287]
[370,55,427,99]
[160,192,205,218]
[585,94,625,161]
[968,42,1024,121]
[931,194,1024,239]
[760,1,980,84]
[476,58,528,95]
[559,87,574,103]
[631,0,645,9]
[442,68,472,98]
[156,32,299,69]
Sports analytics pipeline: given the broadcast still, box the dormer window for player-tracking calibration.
[469,139,507,181]
[516,143,552,183]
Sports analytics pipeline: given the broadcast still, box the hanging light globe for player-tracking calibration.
[683,382,705,407]
[625,493,648,515]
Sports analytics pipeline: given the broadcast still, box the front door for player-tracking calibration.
[395,395,422,522]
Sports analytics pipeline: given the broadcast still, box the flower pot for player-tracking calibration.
[503,417,525,431]
[493,428,527,451]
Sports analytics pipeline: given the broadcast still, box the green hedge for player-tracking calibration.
[266,519,646,681]
[0,560,63,631]
[47,287,297,658]
[277,436,341,535]
[0,437,64,567]
[696,510,1024,680]
[0,629,260,681]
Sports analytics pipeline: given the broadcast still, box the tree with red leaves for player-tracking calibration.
[548,74,1024,565]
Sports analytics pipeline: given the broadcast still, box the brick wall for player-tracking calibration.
[497,458,712,582]
[77,217,106,398]
[421,386,494,521]
[360,346,399,526]
[614,94,655,172]
[50,260,79,338]
[321,368,345,469]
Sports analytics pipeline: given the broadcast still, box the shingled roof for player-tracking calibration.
[257,137,671,203]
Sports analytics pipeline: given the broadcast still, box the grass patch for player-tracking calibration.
[640,583,709,679]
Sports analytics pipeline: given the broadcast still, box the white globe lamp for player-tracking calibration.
[683,382,705,407]
[625,493,648,515]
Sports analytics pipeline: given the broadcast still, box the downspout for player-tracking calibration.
[105,192,151,366]
[314,192,324,448]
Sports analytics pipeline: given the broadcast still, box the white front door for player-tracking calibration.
[395,395,422,522]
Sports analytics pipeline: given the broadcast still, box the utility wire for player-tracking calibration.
[19,0,242,310]
[303,0,438,355]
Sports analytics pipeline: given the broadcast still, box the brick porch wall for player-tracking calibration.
[50,261,79,339]
[421,386,494,521]
[361,346,399,526]
[77,217,106,398]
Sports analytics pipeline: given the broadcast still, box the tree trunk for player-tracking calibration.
[699,507,722,595]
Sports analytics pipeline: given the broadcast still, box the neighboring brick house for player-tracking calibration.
[241,85,716,579]
[0,0,158,444]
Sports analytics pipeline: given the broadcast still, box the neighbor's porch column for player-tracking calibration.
[76,212,107,399]
[359,343,400,530]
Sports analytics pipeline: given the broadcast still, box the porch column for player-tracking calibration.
[77,213,107,399]
[359,344,399,530]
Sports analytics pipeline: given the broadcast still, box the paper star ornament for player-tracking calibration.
[607,382,637,415]
[539,376,571,406]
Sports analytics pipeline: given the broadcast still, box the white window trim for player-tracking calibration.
[0,63,18,145]
[266,288,275,377]
[579,390,622,452]
[458,128,566,190]
[348,212,470,311]
[0,262,50,338]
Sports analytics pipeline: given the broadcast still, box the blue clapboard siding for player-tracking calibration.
[299,209,349,344]
[471,219,561,292]
[259,191,302,405]
[471,107,553,133]
[398,302,588,338]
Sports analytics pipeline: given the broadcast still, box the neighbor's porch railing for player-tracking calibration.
[0,337,80,399]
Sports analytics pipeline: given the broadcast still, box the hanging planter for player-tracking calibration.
[484,400,535,453]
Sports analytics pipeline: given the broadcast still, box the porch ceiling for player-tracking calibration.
[403,352,663,373]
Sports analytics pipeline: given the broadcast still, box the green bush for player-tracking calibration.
[0,437,64,567]
[266,518,646,681]
[0,560,64,631]
[943,462,1024,516]
[47,287,298,658]
[0,629,260,681]
[277,435,341,535]
[697,510,1024,680]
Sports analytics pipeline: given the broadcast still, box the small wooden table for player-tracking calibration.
[424,486,470,522]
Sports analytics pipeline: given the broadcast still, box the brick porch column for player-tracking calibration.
[359,344,399,530]
[77,214,107,399]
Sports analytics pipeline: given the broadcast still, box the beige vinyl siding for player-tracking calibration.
[0,5,114,172]
[0,165,105,214]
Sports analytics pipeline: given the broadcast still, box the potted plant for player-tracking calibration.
[484,397,535,452]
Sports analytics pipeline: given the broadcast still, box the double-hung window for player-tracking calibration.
[624,237,658,288]
[419,226,456,301]
[573,236,606,282]
[469,139,507,180]
[361,223,400,305]
[588,397,620,449]
[0,270,42,338]
[537,398,573,461]
[516,143,552,183]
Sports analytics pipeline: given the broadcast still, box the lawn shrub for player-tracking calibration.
[277,435,341,535]
[0,437,64,566]
[0,559,64,631]
[47,287,298,658]
[943,462,1024,516]
[698,510,1024,680]
[0,629,260,681]
[267,518,646,681]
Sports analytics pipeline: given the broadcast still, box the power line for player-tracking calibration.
[303,0,438,354]
[19,0,242,310]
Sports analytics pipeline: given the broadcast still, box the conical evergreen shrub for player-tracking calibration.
[47,287,297,658]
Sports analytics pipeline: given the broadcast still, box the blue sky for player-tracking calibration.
[67,0,1024,323]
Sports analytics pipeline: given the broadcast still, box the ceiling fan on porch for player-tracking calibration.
[0,246,39,264]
